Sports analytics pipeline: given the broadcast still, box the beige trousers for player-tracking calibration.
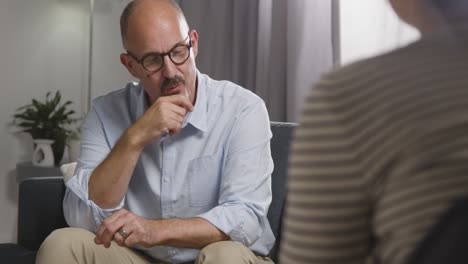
[36,228,274,264]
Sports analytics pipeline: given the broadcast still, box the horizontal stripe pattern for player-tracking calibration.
[280,31,468,264]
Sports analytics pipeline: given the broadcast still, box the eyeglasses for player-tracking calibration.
[126,33,192,73]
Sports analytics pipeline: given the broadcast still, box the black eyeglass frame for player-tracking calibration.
[126,32,193,73]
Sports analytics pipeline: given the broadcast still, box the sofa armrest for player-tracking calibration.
[18,177,68,251]
[268,121,297,262]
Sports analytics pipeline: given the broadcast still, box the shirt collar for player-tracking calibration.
[187,71,208,133]
[135,83,147,121]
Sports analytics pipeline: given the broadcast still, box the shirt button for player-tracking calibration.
[163,177,169,183]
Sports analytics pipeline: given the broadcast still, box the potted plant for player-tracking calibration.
[12,91,78,166]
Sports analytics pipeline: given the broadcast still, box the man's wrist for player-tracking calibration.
[121,127,145,152]
[147,219,171,246]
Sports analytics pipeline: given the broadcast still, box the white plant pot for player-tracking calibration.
[32,139,55,167]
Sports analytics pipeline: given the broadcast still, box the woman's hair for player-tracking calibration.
[431,0,468,13]
[430,0,468,22]
[431,0,461,9]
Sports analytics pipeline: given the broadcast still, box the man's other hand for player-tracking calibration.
[94,209,159,248]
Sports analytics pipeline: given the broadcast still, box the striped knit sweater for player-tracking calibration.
[280,29,468,264]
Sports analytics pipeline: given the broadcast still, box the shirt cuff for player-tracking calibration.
[196,204,263,246]
[66,168,125,227]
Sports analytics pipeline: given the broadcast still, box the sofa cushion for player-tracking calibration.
[60,162,77,183]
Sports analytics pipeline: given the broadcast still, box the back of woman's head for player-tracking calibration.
[431,0,466,9]
[431,0,468,22]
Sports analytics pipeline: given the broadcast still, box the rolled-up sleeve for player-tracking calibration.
[197,101,273,246]
[63,105,125,232]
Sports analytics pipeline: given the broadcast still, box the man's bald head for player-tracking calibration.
[120,0,189,48]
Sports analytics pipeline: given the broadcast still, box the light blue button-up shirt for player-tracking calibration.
[64,72,275,263]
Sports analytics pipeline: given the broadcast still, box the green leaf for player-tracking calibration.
[17,122,36,128]
[12,91,79,140]
[16,104,32,111]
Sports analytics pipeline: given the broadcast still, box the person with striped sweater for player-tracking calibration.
[280,0,468,263]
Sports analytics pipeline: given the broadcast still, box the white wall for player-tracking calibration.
[0,0,138,243]
[339,0,420,65]
[90,0,134,99]
[0,0,136,243]
[0,0,89,242]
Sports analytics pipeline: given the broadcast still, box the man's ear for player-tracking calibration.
[190,30,199,58]
[120,53,139,78]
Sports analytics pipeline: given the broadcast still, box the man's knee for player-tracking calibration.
[36,227,95,264]
[196,241,254,264]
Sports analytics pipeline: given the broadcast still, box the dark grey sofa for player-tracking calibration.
[0,121,297,264]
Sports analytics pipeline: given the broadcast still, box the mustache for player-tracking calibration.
[161,76,185,93]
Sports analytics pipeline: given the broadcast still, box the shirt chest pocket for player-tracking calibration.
[187,154,222,207]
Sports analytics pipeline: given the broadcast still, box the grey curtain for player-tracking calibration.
[178,0,259,90]
[178,0,338,122]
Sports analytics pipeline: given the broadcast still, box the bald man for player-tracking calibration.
[36,0,274,263]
